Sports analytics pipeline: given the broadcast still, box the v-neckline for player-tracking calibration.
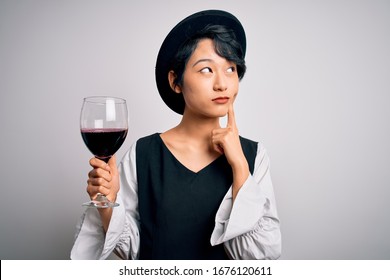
[156,133,223,175]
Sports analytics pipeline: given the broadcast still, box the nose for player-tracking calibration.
[213,72,227,92]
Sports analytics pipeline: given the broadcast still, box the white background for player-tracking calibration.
[1,0,389,259]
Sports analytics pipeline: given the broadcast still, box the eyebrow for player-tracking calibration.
[192,58,214,68]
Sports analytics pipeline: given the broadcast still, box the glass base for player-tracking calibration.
[82,194,119,208]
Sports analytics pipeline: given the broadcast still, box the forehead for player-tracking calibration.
[193,38,215,52]
[188,38,229,63]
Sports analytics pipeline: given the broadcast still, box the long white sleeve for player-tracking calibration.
[70,143,140,260]
[210,143,281,259]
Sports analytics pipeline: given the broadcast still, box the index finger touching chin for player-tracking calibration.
[227,103,237,129]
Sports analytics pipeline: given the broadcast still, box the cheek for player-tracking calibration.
[232,81,239,99]
[181,76,208,99]
[180,84,198,106]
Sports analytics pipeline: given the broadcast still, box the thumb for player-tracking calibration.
[107,155,118,173]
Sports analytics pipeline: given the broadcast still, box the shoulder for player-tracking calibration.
[121,133,160,162]
[239,135,258,146]
[239,135,270,164]
[239,136,260,174]
[239,135,268,155]
[135,133,162,151]
[135,133,163,161]
[239,135,259,154]
[136,132,160,145]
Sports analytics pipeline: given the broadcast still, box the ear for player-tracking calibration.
[168,71,182,94]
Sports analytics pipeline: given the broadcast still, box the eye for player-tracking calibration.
[227,66,236,73]
[200,67,212,73]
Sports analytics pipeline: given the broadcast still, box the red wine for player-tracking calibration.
[81,128,128,162]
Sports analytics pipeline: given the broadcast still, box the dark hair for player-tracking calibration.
[169,24,246,88]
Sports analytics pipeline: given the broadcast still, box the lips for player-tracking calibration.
[212,97,230,104]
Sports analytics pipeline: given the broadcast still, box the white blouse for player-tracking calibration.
[70,140,281,260]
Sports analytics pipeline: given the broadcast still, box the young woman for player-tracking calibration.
[71,10,281,260]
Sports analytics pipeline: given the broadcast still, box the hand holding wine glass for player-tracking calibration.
[87,155,119,208]
[80,96,128,208]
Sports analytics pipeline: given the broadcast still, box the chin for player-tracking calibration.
[208,107,227,116]
[215,111,228,119]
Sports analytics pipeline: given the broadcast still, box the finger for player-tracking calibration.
[212,141,224,154]
[89,157,110,171]
[107,155,117,174]
[87,174,113,192]
[211,127,227,136]
[88,167,112,182]
[87,184,109,198]
[88,177,108,188]
[211,134,225,154]
[227,103,237,129]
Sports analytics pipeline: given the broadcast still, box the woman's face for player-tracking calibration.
[177,38,239,118]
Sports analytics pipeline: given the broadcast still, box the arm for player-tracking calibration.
[70,143,140,259]
[210,144,281,259]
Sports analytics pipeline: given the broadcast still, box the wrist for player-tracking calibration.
[106,193,117,204]
[231,158,249,200]
[231,153,249,175]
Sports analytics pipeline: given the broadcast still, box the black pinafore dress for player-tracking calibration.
[135,133,257,259]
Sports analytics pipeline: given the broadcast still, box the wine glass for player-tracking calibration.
[80,96,128,208]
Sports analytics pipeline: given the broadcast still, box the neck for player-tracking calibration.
[175,111,221,141]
